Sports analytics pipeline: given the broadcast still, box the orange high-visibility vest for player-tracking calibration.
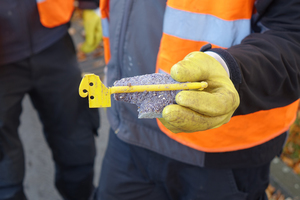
[36,0,75,28]
[100,0,299,153]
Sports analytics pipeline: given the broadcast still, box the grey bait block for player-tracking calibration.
[114,73,181,118]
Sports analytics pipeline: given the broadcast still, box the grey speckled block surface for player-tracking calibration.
[114,73,181,118]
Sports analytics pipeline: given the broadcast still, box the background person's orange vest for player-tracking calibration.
[36,0,74,28]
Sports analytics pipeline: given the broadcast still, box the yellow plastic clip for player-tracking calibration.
[79,73,208,108]
[79,73,111,108]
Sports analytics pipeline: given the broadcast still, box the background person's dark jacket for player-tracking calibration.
[0,0,99,65]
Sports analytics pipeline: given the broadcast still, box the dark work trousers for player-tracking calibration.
[95,129,270,200]
[0,33,100,200]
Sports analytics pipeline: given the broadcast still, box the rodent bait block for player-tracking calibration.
[114,73,181,118]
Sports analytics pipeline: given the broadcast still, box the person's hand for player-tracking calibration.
[159,51,240,133]
[81,9,102,53]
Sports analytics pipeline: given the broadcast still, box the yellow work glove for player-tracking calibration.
[81,9,102,53]
[159,51,240,133]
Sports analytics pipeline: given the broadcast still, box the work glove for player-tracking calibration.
[81,9,102,53]
[159,51,240,133]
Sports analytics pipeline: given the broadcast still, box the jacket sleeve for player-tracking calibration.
[209,0,300,115]
[77,0,99,9]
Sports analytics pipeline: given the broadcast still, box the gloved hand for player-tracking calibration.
[81,9,102,53]
[159,51,240,133]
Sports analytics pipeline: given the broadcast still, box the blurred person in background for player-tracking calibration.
[0,0,102,199]
[93,0,300,200]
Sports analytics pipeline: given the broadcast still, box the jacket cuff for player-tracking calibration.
[208,48,242,86]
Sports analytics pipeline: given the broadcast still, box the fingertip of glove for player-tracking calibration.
[171,52,206,82]
[175,91,193,106]
[175,91,184,104]
[170,62,185,81]
[162,104,172,118]
[158,115,182,134]
[162,104,181,121]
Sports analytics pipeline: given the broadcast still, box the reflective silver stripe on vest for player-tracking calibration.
[163,6,251,48]
[36,0,46,3]
[102,18,109,38]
